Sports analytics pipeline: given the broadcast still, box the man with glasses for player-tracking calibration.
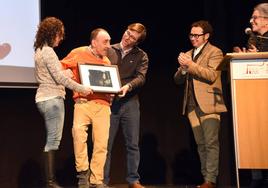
[104,23,148,188]
[174,20,227,188]
[248,4,268,188]
[234,3,268,53]
[234,3,268,188]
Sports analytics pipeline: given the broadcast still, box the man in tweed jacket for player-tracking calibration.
[174,20,227,188]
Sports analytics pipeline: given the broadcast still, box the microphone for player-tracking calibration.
[245,27,268,39]
[245,27,257,48]
[245,27,253,35]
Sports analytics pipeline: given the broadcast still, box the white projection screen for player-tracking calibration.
[0,1,40,87]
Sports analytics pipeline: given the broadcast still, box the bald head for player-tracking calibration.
[90,28,111,58]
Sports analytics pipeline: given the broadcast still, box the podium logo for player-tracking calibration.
[0,43,11,60]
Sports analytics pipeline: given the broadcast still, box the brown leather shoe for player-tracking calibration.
[128,182,145,188]
[199,181,216,188]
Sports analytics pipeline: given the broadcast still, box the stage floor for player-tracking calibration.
[33,185,244,188]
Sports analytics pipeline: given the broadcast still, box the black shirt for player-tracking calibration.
[248,31,268,52]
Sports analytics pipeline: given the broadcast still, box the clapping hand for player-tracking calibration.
[178,52,192,70]
[233,45,258,53]
[247,44,258,52]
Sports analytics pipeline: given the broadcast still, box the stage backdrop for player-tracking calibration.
[0,0,262,187]
[0,0,40,87]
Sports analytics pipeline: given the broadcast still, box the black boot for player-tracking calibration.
[44,150,63,188]
[77,170,90,188]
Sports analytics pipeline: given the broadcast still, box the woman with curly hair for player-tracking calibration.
[34,17,92,188]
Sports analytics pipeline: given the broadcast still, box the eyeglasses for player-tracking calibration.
[250,15,268,21]
[125,30,138,42]
[189,33,205,39]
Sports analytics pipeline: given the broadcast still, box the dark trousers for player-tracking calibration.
[188,106,220,184]
[104,98,141,184]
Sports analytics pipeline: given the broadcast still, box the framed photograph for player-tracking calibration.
[78,63,121,93]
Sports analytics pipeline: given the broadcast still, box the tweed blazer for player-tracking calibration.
[174,42,227,115]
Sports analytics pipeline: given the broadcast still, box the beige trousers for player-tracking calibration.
[72,100,110,184]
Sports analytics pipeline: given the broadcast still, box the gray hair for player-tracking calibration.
[254,3,268,17]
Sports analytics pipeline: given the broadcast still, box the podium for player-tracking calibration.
[220,52,268,187]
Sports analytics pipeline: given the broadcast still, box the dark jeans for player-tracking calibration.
[104,98,140,184]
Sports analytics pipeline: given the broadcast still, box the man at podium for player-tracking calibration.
[234,3,268,53]
[174,20,227,188]
[233,3,268,188]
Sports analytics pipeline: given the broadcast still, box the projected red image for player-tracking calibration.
[0,43,11,60]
